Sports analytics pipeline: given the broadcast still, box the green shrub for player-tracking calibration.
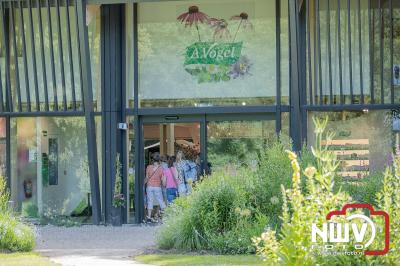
[0,213,35,252]
[0,176,35,252]
[342,172,384,205]
[0,176,9,213]
[252,140,316,228]
[22,203,39,218]
[369,163,400,264]
[158,171,268,254]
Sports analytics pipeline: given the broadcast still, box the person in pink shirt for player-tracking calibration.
[162,156,179,204]
[145,153,166,221]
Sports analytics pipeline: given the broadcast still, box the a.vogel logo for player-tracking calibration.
[311,203,390,256]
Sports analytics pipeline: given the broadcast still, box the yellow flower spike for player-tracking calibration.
[286,150,297,161]
[234,207,241,214]
[304,166,317,178]
[241,209,251,217]
[261,232,268,239]
[291,160,300,172]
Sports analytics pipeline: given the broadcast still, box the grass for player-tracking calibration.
[135,254,266,266]
[0,252,59,266]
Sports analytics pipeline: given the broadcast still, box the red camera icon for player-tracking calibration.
[327,203,390,256]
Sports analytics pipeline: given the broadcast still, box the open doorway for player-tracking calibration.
[142,122,201,223]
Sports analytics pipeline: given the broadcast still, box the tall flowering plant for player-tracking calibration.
[113,153,125,208]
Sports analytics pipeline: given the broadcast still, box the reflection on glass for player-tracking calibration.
[10,117,94,224]
[137,0,277,107]
[309,1,400,104]
[6,4,101,112]
[126,5,135,108]
[207,120,275,171]
[308,111,395,178]
[281,112,289,138]
[88,5,101,111]
[280,0,289,105]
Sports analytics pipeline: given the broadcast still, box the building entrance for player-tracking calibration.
[130,115,206,223]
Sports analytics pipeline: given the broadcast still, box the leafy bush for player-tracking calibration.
[254,140,316,228]
[158,137,317,254]
[158,171,268,254]
[342,172,384,205]
[0,176,9,213]
[0,214,35,252]
[22,203,39,218]
[369,160,400,264]
[0,176,35,252]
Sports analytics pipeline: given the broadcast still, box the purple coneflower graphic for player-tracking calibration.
[230,56,252,79]
[209,18,231,40]
[231,12,253,42]
[177,6,209,41]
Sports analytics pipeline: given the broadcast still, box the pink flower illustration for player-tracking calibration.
[209,18,231,40]
[231,12,253,42]
[177,6,209,41]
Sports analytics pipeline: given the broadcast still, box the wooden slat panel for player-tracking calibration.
[338,171,369,178]
[322,139,369,145]
[341,159,369,167]
[333,150,369,155]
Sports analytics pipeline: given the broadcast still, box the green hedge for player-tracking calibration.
[0,177,35,252]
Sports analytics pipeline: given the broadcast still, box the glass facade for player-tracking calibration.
[137,0,278,108]
[308,110,396,177]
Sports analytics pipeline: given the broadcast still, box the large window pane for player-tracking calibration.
[87,5,101,111]
[280,0,289,105]
[10,117,95,224]
[126,4,135,108]
[137,0,277,108]
[309,1,400,105]
[6,4,101,112]
[308,110,396,178]
[207,120,275,171]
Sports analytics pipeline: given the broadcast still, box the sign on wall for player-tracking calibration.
[178,6,253,84]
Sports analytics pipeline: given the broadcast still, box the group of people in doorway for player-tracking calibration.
[144,151,200,222]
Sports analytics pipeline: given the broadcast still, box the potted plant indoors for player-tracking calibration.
[111,153,125,226]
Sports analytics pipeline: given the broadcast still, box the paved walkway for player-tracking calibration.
[35,225,158,266]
